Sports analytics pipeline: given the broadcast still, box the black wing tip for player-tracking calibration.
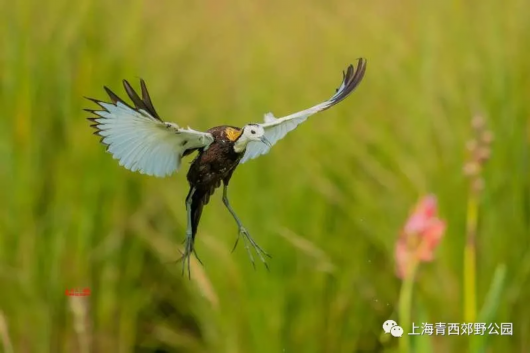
[84,78,162,120]
[328,57,367,106]
[122,78,162,121]
[84,96,108,109]
[84,101,107,123]
[103,85,133,109]
[122,79,133,92]
[139,78,161,120]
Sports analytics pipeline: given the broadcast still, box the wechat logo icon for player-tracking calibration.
[383,320,404,338]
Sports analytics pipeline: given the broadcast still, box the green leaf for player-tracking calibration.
[413,300,434,353]
[470,264,507,353]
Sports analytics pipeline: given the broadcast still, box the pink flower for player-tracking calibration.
[395,195,446,279]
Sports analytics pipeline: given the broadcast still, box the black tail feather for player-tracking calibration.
[180,184,219,278]
[191,193,205,237]
[188,187,213,239]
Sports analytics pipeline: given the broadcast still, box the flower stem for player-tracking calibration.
[399,257,419,353]
[464,192,478,323]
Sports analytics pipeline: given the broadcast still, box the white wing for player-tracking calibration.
[86,79,214,177]
[240,58,367,164]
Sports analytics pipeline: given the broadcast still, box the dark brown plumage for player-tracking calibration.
[185,126,244,247]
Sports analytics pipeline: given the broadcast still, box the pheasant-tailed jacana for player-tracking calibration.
[85,58,367,277]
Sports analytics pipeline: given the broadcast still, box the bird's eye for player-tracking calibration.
[251,130,256,134]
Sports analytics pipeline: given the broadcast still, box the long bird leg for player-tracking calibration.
[178,187,203,279]
[222,184,271,270]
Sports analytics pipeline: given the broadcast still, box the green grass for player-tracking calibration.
[1,0,529,352]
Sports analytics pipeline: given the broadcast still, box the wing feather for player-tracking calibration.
[240,58,367,164]
[85,81,214,177]
[140,79,161,120]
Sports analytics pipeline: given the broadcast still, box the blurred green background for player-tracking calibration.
[0,0,529,352]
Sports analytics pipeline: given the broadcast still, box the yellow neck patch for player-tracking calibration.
[225,127,243,142]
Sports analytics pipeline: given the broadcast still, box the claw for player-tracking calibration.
[174,233,198,280]
[231,236,240,253]
[193,248,204,266]
[236,226,270,270]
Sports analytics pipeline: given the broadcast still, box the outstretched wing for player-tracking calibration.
[240,58,367,164]
[85,80,214,177]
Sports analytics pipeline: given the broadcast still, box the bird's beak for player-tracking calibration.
[260,136,272,147]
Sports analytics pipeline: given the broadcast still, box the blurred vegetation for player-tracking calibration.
[1,0,529,352]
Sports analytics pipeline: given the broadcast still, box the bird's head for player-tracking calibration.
[241,124,266,142]
[233,124,271,153]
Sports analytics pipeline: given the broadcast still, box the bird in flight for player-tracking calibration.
[85,58,367,277]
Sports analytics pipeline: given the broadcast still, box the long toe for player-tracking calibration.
[193,249,204,266]
[241,228,271,257]
[178,237,195,279]
[231,233,241,253]
[239,227,270,269]
[243,234,256,269]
